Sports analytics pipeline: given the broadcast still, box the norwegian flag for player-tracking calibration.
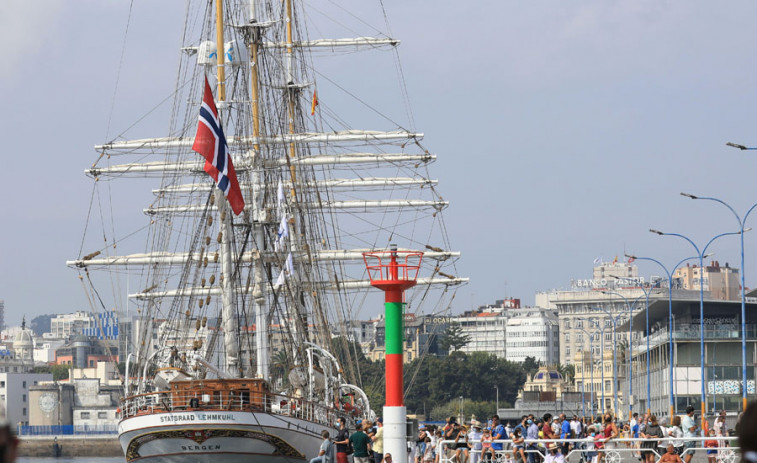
[192,77,245,215]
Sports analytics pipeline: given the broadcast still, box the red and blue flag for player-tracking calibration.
[192,76,245,215]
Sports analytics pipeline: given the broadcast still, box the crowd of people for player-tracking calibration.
[314,403,757,463]
[409,407,734,463]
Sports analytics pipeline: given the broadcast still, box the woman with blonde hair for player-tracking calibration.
[667,415,684,456]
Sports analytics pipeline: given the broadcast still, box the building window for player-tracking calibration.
[0,381,4,388]
[22,381,26,389]
[23,408,26,416]
[22,394,26,403]
[81,412,90,420]
[98,412,107,419]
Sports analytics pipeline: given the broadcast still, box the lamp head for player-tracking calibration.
[624,253,637,259]
[649,229,664,235]
[680,192,698,199]
[726,142,748,150]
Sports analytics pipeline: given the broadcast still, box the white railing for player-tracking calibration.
[434,437,739,463]
[120,390,355,428]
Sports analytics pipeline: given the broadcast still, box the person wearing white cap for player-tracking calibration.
[469,421,483,463]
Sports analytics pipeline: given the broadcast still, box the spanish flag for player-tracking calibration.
[612,256,618,264]
[310,89,318,116]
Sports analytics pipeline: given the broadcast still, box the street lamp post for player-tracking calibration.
[460,396,464,424]
[649,229,742,430]
[609,286,656,414]
[601,289,645,419]
[494,385,499,415]
[579,318,607,413]
[625,254,701,419]
[577,325,597,416]
[681,191,757,412]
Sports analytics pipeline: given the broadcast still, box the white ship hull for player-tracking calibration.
[119,410,333,463]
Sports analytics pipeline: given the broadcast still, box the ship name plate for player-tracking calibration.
[160,413,236,423]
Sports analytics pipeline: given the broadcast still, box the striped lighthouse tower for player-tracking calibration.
[363,244,423,463]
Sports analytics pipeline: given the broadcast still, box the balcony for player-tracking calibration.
[633,323,757,353]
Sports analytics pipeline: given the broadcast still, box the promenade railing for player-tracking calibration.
[18,424,119,436]
[435,437,739,463]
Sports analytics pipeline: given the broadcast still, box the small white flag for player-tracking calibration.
[593,256,602,264]
[274,253,294,289]
[275,214,289,251]
[274,270,286,288]
[285,252,294,274]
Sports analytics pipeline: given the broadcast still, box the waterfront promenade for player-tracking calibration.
[17,435,121,459]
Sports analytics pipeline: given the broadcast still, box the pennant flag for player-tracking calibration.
[275,269,286,288]
[274,253,294,289]
[612,256,618,264]
[285,252,294,274]
[192,76,245,215]
[593,256,602,264]
[275,214,289,251]
[627,256,636,263]
[310,89,318,116]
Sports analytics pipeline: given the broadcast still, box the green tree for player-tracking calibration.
[439,323,471,353]
[522,356,539,376]
[558,363,575,383]
[51,364,72,381]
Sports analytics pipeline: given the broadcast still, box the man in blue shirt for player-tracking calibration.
[526,417,539,463]
[559,413,572,455]
[490,414,506,459]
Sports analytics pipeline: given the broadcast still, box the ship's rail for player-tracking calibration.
[120,389,351,428]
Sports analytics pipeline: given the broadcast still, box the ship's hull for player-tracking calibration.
[119,409,332,463]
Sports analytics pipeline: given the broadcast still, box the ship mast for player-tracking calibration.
[214,0,240,377]
[248,0,270,381]
[283,0,309,359]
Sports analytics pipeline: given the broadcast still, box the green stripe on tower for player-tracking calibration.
[385,301,404,355]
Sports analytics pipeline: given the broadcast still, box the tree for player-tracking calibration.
[439,323,471,353]
[558,363,575,383]
[521,356,539,377]
[51,364,72,381]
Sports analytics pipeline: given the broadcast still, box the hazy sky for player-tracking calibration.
[4,1,757,327]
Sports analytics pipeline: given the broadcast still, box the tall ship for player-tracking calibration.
[67,0,466,461]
